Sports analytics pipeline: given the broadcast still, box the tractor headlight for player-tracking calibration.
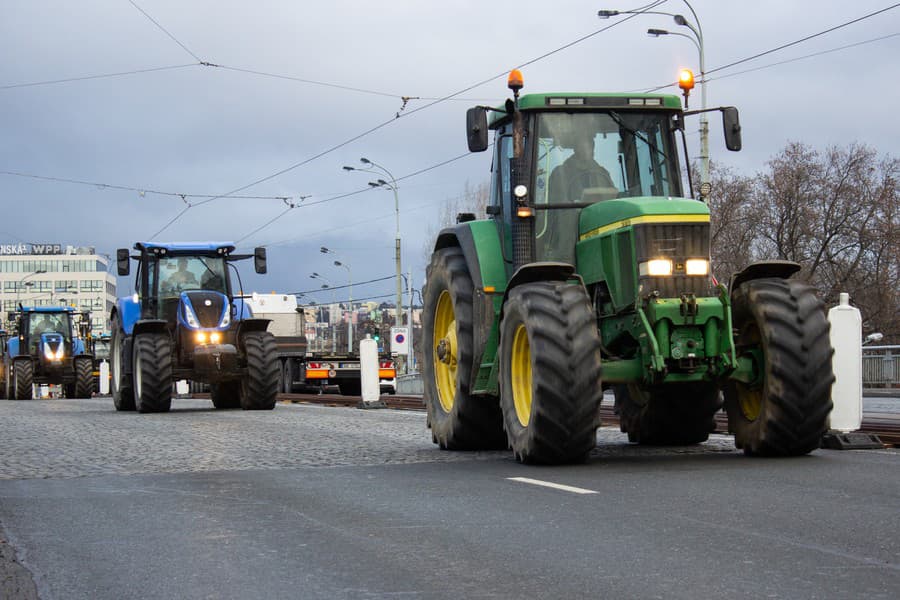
[195,331,208,345]
[183,304,200,328]
[639,259,673,277]
[685,258,709,276]
[219,309,230,328]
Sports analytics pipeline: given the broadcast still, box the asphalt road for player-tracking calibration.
[1,397,898,599]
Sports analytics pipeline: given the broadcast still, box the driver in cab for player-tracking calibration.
[548,131,616,204]
[163,258,198,293]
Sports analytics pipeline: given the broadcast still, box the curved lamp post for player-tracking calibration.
[600,1,709,200]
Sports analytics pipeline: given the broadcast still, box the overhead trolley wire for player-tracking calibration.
[640,2,900,92]
[127,0,204,63]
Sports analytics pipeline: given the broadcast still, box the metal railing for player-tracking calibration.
[863,345,899,389]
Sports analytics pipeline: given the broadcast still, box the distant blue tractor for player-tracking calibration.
[1,306,94,400]
[111,242,279,413]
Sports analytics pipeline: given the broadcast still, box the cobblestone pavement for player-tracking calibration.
[0,397,740,481]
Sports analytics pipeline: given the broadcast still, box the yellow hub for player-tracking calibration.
[737,384,763,421]
[433,291,458,413]
[510,324,533,427]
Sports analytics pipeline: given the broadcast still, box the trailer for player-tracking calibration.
[243,292,395,395]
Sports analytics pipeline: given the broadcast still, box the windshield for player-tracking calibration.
[152,255,228,297]
[531,110,681,262]
[534,111,680,203]
[30,312,71,340]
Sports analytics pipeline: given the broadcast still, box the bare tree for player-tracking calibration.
[421,180,490,265]
[705,161,757,284]
[739,142,899,341]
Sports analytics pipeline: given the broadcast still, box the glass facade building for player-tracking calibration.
[0,244,116,335]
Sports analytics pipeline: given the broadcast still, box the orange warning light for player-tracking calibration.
[508,69,524,91]
[678,69,695,91]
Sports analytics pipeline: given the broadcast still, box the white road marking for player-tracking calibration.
[506,477,597,495]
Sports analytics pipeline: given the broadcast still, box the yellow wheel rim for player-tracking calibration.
[737,384,763,422]
[510,324,533,427]
[736,321,763,421]
[433,291,457,413]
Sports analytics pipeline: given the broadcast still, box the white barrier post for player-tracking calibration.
[828,293,862,432]
[99,360,110,395]
[358,335,385,409]
[823,292,883,449]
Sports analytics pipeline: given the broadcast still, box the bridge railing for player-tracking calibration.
[863,345,899,389]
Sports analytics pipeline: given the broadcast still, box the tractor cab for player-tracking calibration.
[467,70,741,273]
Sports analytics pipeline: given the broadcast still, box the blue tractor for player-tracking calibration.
[2,306,94,400]
[111,242,279,413]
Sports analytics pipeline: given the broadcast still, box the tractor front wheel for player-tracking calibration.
[110,316,135,411]
[13,360,33,400]
[239,331,278,410]
[499,282,603,464]
[71,356,94,399]
[724,278,834,456]
[133,333,173,413]
[614,383,721,445]
[422,246,506,450]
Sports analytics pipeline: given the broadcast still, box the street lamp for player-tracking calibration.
[600,2,709,200]
[15,270,47,304]
[343,158,403,368]
[321,247,353,353]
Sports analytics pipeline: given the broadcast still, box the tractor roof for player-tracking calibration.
[489,92,682,128]
[17,306,76,314]
[135,242,236,256]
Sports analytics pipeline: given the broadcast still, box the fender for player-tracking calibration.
[729,260,801,294]
[500,262,578,320]
[133,319,168,337]
[235,318,270,341]
[113,296,142,335]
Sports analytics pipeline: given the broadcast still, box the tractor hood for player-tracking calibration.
[578,197,710,242]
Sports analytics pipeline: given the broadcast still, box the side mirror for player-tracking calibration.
[722,107,742,152]
[466,107,489,152]
[7,312,14,322]
[116,248,130,276]
[254,247,267,274]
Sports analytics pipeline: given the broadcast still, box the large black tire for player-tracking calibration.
[68,356,94,399]
[239,331,278,410]
[724,278,834,456]
[281,360,293,394]
[614,383,722,445]
[499,282,604,464]
[110,315,135,411]
[132,333,173,413]
[210,381,241,409]
[13,360,33,400]
[422,246,506,450]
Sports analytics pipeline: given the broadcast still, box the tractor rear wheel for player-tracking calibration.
[499,282,603,464]
[133,333,173,413]
[211,381,241,409]
[13,360,33,400]
[724,278,834,456]
[110,315,135,411]
[614,383,721,445]
[72,356,94,399]
[422,247,506,450]
[240,331,278,410]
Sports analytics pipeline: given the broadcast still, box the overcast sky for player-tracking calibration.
[2,0,898,305]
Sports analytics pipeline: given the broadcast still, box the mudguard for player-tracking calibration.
[114,296,142,335]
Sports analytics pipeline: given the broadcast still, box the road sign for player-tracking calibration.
[390,326,409,355]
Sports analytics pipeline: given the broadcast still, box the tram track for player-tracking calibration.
[274,392,900,448]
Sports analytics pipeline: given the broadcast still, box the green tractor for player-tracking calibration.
[422,71,834,464]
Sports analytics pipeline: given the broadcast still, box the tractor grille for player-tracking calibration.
[634,222,713,298]
[185,291,226,327]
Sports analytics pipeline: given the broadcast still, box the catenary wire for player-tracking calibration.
[127,0,203,63]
